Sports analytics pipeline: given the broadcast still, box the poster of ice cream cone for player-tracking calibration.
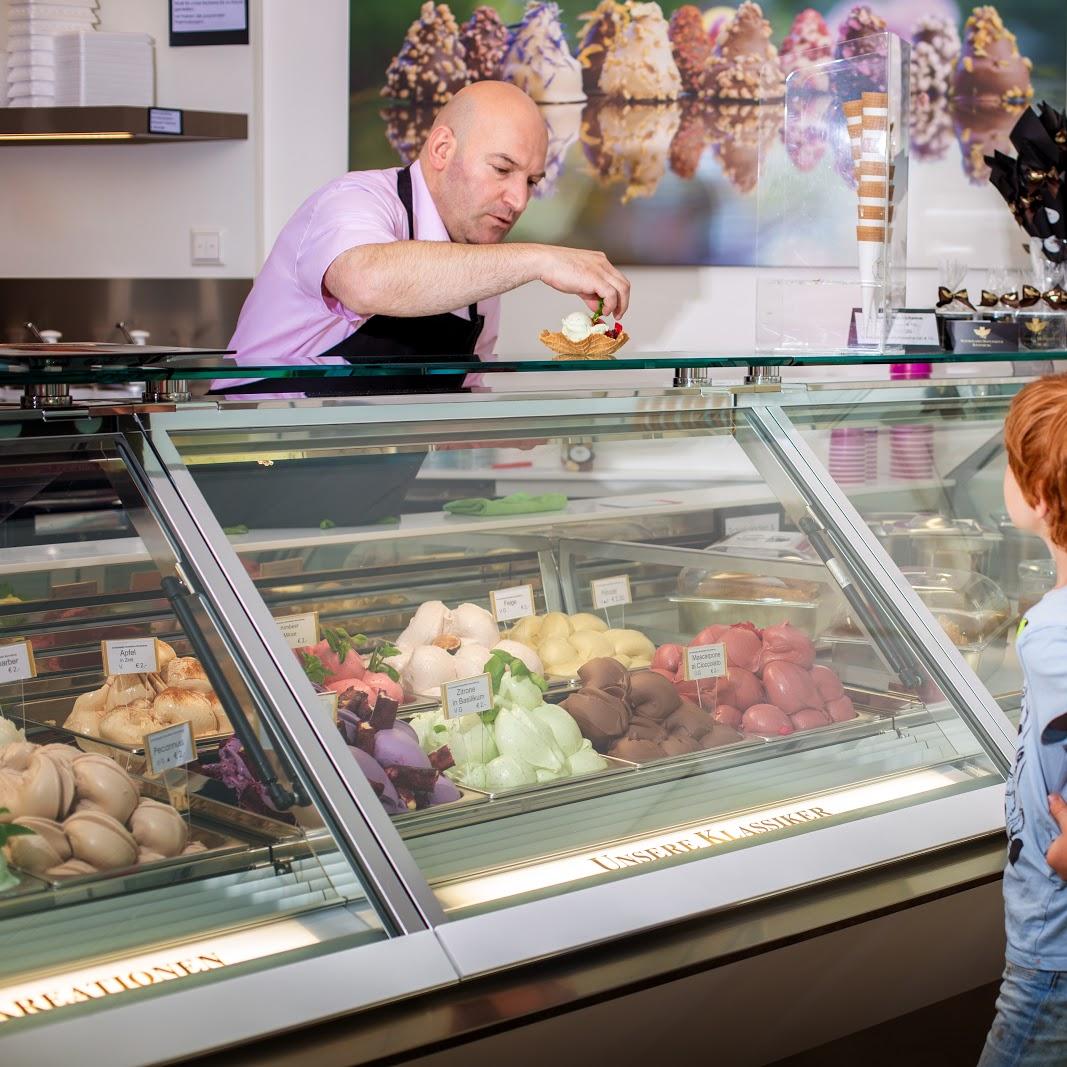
[352,0,1064,267]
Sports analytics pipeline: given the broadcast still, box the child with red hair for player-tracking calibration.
[980,373,1067,1066]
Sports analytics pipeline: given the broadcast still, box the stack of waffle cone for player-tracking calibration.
[848,91,894,327]
[538,328,630,359]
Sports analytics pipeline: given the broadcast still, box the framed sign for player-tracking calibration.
[169,0,249,46]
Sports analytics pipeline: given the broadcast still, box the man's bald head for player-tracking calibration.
[419,81,548,245]
[430,80,546,144]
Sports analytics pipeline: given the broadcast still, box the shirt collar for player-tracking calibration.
[409,160,451,243]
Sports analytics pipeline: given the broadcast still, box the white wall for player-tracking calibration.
[0,0,348,279]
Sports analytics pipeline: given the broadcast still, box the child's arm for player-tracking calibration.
[1047,794,1067,878]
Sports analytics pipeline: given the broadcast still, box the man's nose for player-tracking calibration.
[502,174,529,216]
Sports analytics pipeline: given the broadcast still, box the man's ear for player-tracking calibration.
[423,124,455,173]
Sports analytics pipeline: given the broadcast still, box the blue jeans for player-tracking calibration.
[978,961,1067,1066]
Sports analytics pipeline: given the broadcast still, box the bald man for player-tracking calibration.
[215,81,630,394]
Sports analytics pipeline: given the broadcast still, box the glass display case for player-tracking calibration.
[0,416,456,1060]
[784,385,1054,719]
[0,354,1048,1062]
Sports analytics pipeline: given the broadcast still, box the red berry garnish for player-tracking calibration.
[610,322,623,338]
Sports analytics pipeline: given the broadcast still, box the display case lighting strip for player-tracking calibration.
[435,768,966,912]
[0,919,320,1025]
[0,132,134,142]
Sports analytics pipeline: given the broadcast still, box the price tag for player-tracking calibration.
[489,585,535,623]
[102,638,159,676]
[52,579,99,598]
[145,721,196,775]
[260,558,303,579]
[716,530,808,553]
[684,643,727,681]
[318,691,339,722]
[148,107,183,135]
[130,570,161,593]
[723,511,781,536]
[442,673,493,719]
[591,575,632,610]
[275,611,320,648]
[0,639,36,683]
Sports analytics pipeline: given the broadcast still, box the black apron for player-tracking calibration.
[197,168,482,526]
[214,165,483,397]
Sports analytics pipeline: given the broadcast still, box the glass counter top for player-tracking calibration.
[0,346,1062,388]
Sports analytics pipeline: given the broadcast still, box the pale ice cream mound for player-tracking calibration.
[412,667,608,792]
[0,716,26,749]
[561,311,610,342]
[595,101,681,203]
[599,2,681,102]
[502,1,586,104]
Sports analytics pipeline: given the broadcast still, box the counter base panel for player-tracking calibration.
[175,836,1006,1067]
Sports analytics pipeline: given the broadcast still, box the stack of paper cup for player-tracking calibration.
[828,427,868,485]
[4,0,99,107]
[889,425,934,480]
[864,426,879,481]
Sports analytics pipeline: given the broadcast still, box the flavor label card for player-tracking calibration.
[317,691,339,722]
[102,638,159,676]
[275,611,320,649]
[260,558,304,579]
[849,308,941,351]
[489,585,535,623]
[0,639,36,683]
[723,511,781,536]
[145,721,196,774]
[591,575,632,610]
[442,673,493,719]
[684,643,727,681]
[52,579,99,598]
[716,530,807,553]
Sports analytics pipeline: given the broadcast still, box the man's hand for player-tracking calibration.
[534,246,631,319]
[1046,793,1067,878]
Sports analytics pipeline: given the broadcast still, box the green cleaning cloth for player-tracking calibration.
[444,492,568,517]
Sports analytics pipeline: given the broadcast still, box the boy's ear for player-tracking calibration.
[1036,498,1050,520]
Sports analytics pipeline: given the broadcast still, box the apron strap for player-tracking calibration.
[397,165,478,322]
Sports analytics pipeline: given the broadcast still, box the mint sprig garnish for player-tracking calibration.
[367,641,401,681]
[479,649,547,725]
[592,297,605,324]
[300,652,329,686]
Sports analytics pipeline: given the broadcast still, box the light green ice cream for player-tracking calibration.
[412,670,608,793]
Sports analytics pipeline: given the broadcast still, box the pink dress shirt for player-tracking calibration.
[213,160,499,390]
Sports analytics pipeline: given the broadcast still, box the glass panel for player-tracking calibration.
[0,345,1064,394]
[788,391,1042,721]
[166,406,1006,920]
[0,429,387,1029]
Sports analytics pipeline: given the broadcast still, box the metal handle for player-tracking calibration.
[162,575,302,810]
[799,515,924,690]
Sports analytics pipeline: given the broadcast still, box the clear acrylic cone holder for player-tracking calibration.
[755,32,910,354]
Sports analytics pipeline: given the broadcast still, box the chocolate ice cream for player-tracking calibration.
[951,5,1033,107]
[382,1,470,106]
[460,6,510,82]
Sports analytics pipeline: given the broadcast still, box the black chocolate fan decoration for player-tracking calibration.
[986,102,1067,264]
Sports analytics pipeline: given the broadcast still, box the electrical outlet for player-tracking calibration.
[190,229,223,265]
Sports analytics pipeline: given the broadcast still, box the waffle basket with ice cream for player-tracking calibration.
[539,298,629,359]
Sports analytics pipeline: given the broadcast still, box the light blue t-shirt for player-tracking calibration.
[1004,584,1067,970]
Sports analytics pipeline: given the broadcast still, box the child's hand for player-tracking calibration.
[1046,794,1067,879]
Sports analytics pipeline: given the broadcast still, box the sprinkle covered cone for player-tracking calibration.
[539,329,631,358]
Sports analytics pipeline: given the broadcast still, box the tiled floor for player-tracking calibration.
[769,982,1001,1067]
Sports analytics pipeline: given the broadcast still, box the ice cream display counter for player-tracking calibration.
[0,358,1048,1063]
